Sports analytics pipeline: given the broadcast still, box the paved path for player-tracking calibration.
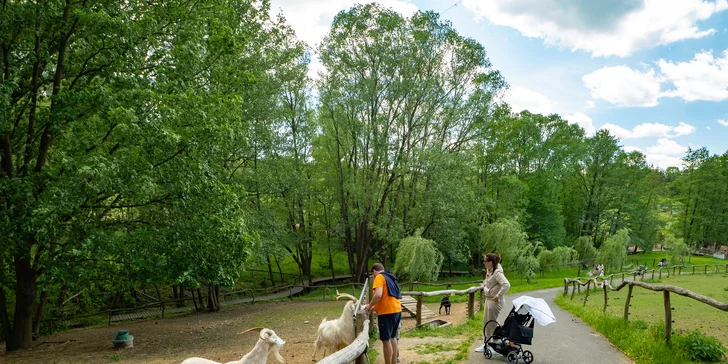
[464,287,633,364]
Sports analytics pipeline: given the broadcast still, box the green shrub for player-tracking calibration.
[674,330,727,362]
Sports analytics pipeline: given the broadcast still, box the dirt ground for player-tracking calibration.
[1,300,470,364]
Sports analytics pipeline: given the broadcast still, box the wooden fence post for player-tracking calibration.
[602,284,608,313]
[564,280,569,296]
[659,269,662,279]
[678,266,682,276]
[468,292,475,319]
[624,284,633,321]
[664,291,672,344]
[692,266,695,275]
[583,280,591,307]
[416,295,423,326]
[704,265,707,274]
[108,310,113,326]
[570,282,577,301]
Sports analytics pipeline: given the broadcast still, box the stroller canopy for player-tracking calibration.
[512,296,556,326]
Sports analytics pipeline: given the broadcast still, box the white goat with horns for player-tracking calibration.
[182,327,286,364]
[311,290,359,361]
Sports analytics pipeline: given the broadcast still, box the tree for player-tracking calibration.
[317,4,504,281]
[572,236,597,263]
[597,229,630,272]
[664,234,690,265]
[393,231,443,282]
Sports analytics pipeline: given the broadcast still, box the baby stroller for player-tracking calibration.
[483,307,535,364]
[483,296,555,364]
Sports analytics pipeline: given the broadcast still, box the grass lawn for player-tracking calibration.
[556,273,728,364]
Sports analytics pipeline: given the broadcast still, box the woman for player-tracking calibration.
[476,253,511,353]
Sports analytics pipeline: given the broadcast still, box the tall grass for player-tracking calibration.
[556,295,694,364]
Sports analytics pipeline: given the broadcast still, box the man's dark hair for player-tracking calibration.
[371,263,385,272]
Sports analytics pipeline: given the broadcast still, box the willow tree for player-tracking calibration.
[317,4,504,281]
[393,231,443,282]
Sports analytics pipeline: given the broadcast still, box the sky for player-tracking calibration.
[269,0,728,169]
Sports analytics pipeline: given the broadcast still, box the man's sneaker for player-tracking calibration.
[475,344,485,353]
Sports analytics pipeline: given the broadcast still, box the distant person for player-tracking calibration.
[364,263,402,364]
[476,253,511,354]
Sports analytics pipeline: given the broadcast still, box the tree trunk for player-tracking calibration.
[328,244,335,279]
[8,257,38,351]
[196,288,204,309]
[354,220,372,282]
[176,285,185,308]
[266,255,275,286]
[273,255,284,283]
[32,289,49,339]
[207,283,220,312]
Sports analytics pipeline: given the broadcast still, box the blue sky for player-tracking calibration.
[270,0,728,169]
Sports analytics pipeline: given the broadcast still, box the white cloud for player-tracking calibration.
[644,154,684,169]
[659,50,728,102]
[582,66,663,107]
[631,123,674,138]
[707,126,712,130]
[646,138,688,155]
[599,122,696,139]
[627,141,686,169]
[584,100,596,109]
[505,86,555,115]
[673,122,696,136]
[583,50,728,106]
[718,119,728,126]
[564,113,596,136]
[461,0,728,57]
[601,123,633,139]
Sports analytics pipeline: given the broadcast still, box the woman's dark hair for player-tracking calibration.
[484,253,501,268]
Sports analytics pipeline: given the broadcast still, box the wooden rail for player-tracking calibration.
[401,285,483,325]
[564,270,728,343]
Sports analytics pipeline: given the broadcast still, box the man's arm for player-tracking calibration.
[364,287,383,311]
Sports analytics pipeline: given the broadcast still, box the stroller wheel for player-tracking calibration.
[522,350,534,364]
[483,347,492,359]
[507,351,519,364]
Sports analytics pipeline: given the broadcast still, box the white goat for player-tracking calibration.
[182,327,286,364]
[311,291,359,361]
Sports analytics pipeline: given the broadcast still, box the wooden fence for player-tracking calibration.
[563,263,728,343]
[401,285,483,326]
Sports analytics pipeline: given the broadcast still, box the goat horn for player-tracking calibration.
[335,292,358,302]
[238,327,264,335]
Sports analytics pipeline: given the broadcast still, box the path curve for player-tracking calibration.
[464,287,633,364]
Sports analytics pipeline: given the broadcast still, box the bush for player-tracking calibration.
[674,330,727,362]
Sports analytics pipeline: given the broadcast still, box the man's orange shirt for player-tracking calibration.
[372,274,401,315]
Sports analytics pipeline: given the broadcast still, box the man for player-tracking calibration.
[364,263,402,364]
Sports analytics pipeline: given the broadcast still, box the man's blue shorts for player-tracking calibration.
[377,312,402,341]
